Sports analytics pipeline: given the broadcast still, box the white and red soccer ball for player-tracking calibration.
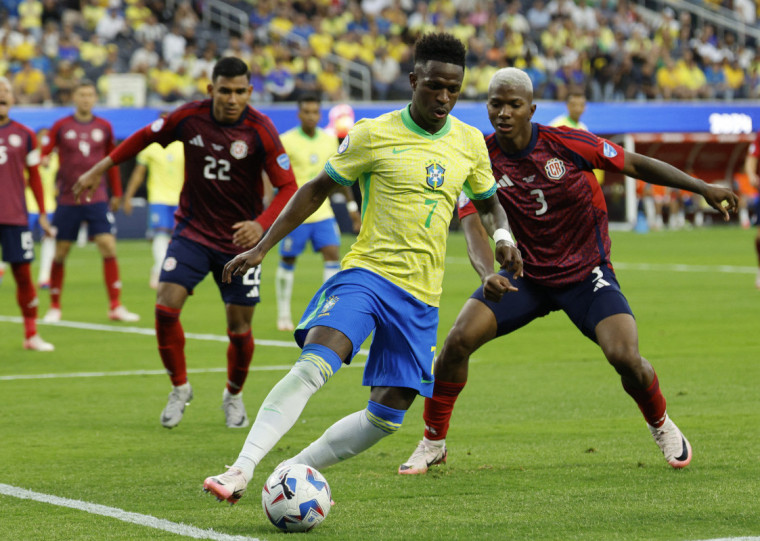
[261,464,331,532]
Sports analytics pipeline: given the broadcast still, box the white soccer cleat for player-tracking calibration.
[23,334,55,352]
[222,390,249,428]
[203,466,248,505]
[42,307,61,323]
[398,439,448,475]
[277,317,294,332]
[160,383,193,428]
[108,305,140,322]
[647,414,692,469]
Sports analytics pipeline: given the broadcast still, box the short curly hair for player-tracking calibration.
[413,33,466,70]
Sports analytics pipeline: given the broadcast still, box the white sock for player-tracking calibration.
[275,264,295,321]
[232,360,326,479]
[283,409,391,470]
[740,208,750,227]
[152,233,170,278]
[643,198,656,227]
[76,223,88,246]
[323,261,340,283]
[38,236,56,284]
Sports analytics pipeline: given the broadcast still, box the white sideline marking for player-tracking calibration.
[444,257,756,274]
[0,483,261,541]
[0,314,370,353]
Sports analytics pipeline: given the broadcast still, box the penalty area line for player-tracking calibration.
[0,483,262,541]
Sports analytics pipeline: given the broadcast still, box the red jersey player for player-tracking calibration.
[400,68,738,474]
[0,76,55,351]
[40,80,139,323]
[73,57,298,429]
[742,132,760,288]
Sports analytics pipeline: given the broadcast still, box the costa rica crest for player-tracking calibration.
[544,158,566,179]
[230,140,248,159]
[425,162,445,190]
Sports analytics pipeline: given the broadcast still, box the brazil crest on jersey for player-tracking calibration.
[324,105,496,306]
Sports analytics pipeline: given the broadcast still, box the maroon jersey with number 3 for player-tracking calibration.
[459,123,626,286]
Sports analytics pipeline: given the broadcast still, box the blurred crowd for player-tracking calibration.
[0,0,759,106]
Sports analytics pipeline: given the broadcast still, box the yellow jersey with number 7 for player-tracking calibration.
[324,105,496,307]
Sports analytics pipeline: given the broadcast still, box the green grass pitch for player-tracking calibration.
[1,226,759,540]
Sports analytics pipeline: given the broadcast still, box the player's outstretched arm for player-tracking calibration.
[623,152,739,221]
[222,171,340,283]
[461,212,517,302]
[472,195,523,279]
[72,156,115,203]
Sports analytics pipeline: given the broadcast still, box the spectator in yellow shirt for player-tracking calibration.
[12,60,49,104]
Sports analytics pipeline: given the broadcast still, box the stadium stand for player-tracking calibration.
[0,0,758,105]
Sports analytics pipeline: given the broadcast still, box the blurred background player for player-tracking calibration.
[742,132,760,288]
[275,94,360,331]
[25,128,58,288]
[550,90,604,185]
[41,80,139,323]
[73,57,298,429]
[122,116,184,289]
[0,76,54,351]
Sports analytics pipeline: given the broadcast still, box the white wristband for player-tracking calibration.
[346,201,359,212]
[493,228,515,246]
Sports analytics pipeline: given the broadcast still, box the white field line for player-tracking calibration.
[0,315,367,381]
[444,258,756,274]
[0,483,261,541]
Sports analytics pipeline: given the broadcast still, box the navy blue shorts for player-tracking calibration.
[0,225,35,263]
[295,267,439,397]
[279,218,340,257]
[472,263,633,342]
[53,202,116,241]
[160,235,261,306]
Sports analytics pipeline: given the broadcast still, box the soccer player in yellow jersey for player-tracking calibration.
[25,128,58,288]
[203,32,524,505]
[122,136,184,289]
[275,94,360,331]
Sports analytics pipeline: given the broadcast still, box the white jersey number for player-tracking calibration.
[203,156,231,181]
[530,188,548,216]
[243,265,262,298]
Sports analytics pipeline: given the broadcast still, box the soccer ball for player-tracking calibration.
[261,464,331,532]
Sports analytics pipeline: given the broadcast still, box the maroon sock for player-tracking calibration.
[50,261,64,309]
[103,257,121,310]
[12,263,37,338]
[423,379,467,441]
[155,304,186,386]
[623,372,667,427]
[226,329,254,393]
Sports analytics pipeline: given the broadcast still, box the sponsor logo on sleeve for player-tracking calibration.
[151,118,165,132]
[337,135,349,154]
[276,153,290,169]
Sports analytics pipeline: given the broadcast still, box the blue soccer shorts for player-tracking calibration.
[53,202,115,241]
[472,262,634,343]
[294,267,439,397]
[149,203,177,232]
[279,218,340,258]
[160,235,261,306]
[0,225,35,263]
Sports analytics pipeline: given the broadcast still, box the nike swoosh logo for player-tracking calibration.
[392,148,412,154]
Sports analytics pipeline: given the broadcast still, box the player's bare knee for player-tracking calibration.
[604,342,642,374]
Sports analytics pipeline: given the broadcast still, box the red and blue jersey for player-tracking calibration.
[42,115,120,205]
[459,123,625,287]
[110,99,296,254]
[0,120,40,226]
